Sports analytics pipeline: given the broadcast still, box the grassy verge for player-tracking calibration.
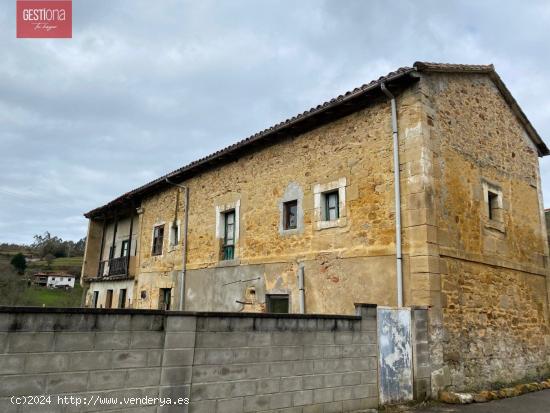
[18,284,83,307]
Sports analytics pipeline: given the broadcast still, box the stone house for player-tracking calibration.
[81,62,550,390]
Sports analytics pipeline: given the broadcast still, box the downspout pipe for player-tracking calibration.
[165,178,189,311]
[381,82,404,308]
[297,263,305,314]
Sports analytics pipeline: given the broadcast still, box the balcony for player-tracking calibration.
[98,256,135,278]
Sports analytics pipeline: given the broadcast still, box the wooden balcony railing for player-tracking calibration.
[109,257,128,276]
[98,257,130,277]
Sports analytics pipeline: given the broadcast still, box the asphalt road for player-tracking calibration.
[413,389,550,413]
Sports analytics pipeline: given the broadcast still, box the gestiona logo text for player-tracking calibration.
[16,0,72,38]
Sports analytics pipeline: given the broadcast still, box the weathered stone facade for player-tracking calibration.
[82,63,550,391]
[420,72,550,390]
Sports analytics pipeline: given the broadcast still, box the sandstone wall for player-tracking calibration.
[440,258,549,389]
[424,72,550,389]
[132,86,426,314]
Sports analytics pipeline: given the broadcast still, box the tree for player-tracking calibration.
[44,253,56,269]
[31,232,86,258]
[32,232,67,258]
[74,237,86,256]
[10,253,27,274]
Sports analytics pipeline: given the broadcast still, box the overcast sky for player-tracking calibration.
[1,0,549,244]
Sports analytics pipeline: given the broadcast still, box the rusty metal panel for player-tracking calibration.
[377,306,413,404]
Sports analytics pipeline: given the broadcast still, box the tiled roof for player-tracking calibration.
[85,62,548,218]
[414,61,494,73]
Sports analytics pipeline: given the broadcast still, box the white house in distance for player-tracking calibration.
[34,272,77,289]
[47,274,76,289]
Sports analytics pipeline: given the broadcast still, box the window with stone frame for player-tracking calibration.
[222,210,235,260]
[323,190,340,221]
[483,182,503,223]
[152,224,165,256]
[313,178,347,230]
[487,191,498,220]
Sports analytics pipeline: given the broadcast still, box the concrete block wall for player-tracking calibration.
[0,310,171,413]
[188,306,378,412]
[411,307,430,401]
[0,306,378,413]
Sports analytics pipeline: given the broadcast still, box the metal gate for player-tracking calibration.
[377,307,413,404]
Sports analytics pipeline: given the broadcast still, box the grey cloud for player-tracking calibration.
[0,0,549,243]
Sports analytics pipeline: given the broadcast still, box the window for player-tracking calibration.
[222,210,235,260]
[487,191,498,220]
[266,294,289,313]
[109,244,116,260]
[152,225,165,256]
[314,178,347,230]
[105,289,113,309]
[215,201,240,260]
[118,288,127,308]
[170,222,179,246]
[283,200,298,230]
[482,181,503,226]
[159,288,172,310]
[92,291,99,308]
[324,191,339,221]
[68,278,72,281]
[120,239,129,257]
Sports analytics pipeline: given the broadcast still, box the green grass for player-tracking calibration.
[28,256,83,270]
[17,284,83,307]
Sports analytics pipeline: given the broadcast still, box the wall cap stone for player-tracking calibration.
[0,306,360,320]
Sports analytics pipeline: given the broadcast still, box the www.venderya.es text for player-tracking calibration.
[11,395,190,407]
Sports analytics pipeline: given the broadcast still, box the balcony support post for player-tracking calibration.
[109,212,118,276]
[126,202,134,276]
[97,217,106,278]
